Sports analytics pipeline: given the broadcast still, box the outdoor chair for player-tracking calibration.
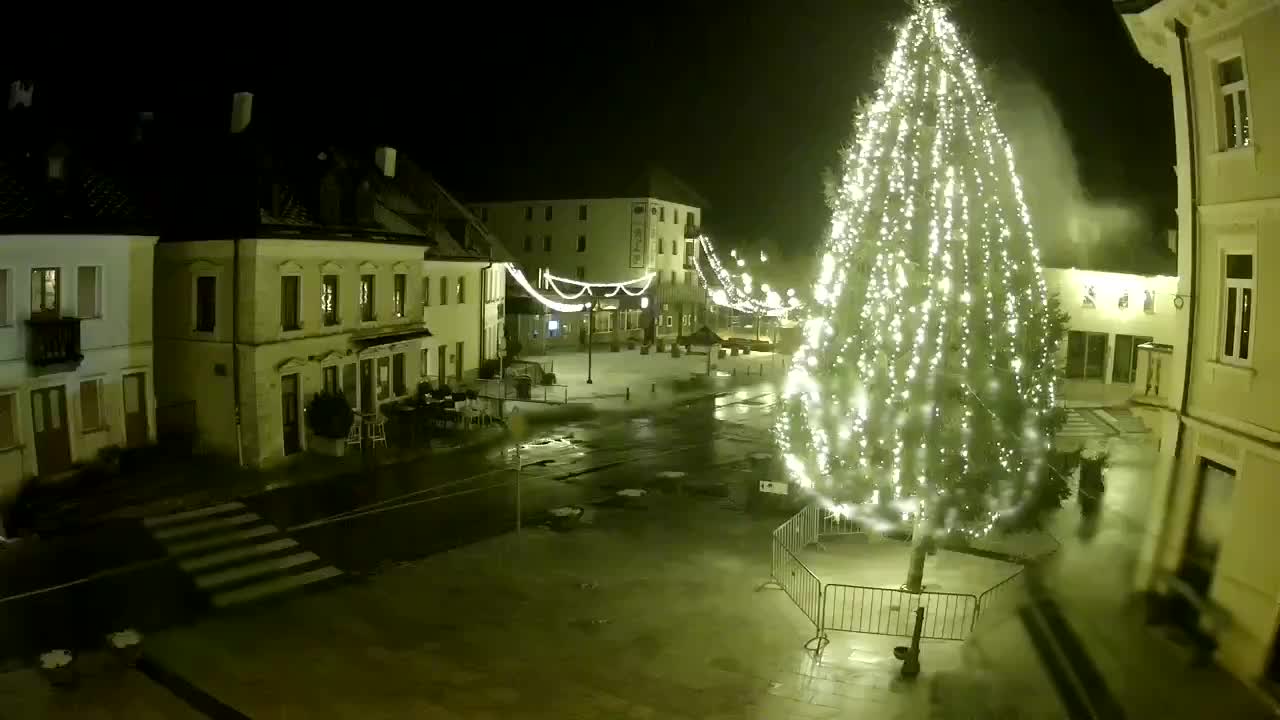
[366,415,388,449]
[346,417,363,447]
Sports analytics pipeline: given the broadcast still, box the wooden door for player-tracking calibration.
[360,359,374,412]
[281,373,301,455]
[123,372,149,448]
[31,386,71,476]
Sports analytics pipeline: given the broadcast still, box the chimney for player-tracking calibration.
[375,146,397,178]
[7,80,33,111]
[230,92,253,134]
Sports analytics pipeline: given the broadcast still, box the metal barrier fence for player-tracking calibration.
[822,584,978,641]
[477,379,569,405]
[818,507,866,538]
[973,567,1027,626]
[764,506,825,647]
[765,504,1053,651]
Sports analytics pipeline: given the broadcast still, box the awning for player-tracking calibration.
[352,325,433,350]
[678,326,725,347]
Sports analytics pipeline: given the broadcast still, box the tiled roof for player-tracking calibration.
[0,158,154,234]
[467,165,708,209]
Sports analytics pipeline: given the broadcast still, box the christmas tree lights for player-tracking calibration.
[774,1,1066,565]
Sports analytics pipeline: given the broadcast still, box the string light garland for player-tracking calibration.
[544,271,655,299]
[506,266,585,313]
[774,2,1064,542]
[692,235,802,317]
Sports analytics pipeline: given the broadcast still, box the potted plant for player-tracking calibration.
[39,650,76,687]
[671,344,682,358]
[656,338,667,353]
[1079,444,1109,515]
[543,372,558,385]
[107,629,143,666]
[306,392,354,457]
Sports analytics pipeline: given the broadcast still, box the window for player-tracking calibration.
[1112,334,1154,384]
[457,276,466,304]
[0,269,9,325]
[543,236,552,252]
[480,207,489,222]
[523,236,533,252]
[77,266,101,318]
[1218,56,1251,149]
[376,356,390,400]
[577,236,587,252]
[323,365,339,394]
[658,241,664,254]
[1222,253,1254,364]
[0,393,14,448]
[659,206,665,222]
[578,205,588,221]
[576,266,586,280]
[394,273,407,318]
[321,275,339,326]
[31,267,59,316]
[674,209,680,224]
[439,276,449,305]
[688,212,697,227]
[393,352,406,396]
[671,240,677,255]
[684,240,695,268]
[80,379,104,432]
[1184,460,1235,594]
[1065,330,1108,380]
[281,275,301,330]
[1144,290,1156,314]
[544,206,553,221]
[360,274,376,321]
[421,348,430,377]
[195,276,216,331]
[670,270,678,285]
[524,206,533,221]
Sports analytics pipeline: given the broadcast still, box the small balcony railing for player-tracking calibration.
[27,316,83,368]
[1132,342,1174,407]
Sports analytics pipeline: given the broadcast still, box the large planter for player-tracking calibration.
[656,339,667,353]
[671,345,682,358]
[309,433,347,457]
[515,377,533,400]
[610,341,621,353]
[639,344,650,355]
[39,650,76,688]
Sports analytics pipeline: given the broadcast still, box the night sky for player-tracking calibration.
[35,0,1172,262]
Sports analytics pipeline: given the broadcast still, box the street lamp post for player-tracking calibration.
[586,301,594,385]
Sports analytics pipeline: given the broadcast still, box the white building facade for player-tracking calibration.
[154,238,431,467]
[1042,267,1179,385]
[1122,0,1280,691]
[0,234,159,499]
[473,189,706,350]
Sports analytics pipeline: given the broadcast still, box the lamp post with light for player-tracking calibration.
[586,301,594,385]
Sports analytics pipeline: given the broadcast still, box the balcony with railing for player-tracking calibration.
[26,316,83,369]
[1132,341,1174,407]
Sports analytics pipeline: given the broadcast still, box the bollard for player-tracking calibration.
[651,383,656,394]
[732,368,737,377]
[759,363,763,376]
[626,387,631,401]
[900,607,924,677]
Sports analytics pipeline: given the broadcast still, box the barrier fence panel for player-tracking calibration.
[973,567,1027,629]
[774,504,820,553]
[819,507,865,538]
[769,537,824,629]
[822,584,977,641]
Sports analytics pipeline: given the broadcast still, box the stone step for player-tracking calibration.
[152,513,262,541]
[194,551,319,590]
[180,538,300,573]
[143,502,246,528]
[211,566,344,608]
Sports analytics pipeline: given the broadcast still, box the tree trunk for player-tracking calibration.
[903,513,931,593]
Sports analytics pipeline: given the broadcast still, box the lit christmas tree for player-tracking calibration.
[775,2,1068,591]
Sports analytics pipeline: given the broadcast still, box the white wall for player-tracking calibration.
[421,259,489,384]
[0,235,158,498]
[155,238,432,466]
[1043,267,1179,381]
[474,197,701,287]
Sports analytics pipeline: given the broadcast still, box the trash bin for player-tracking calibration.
[515,376,533,400]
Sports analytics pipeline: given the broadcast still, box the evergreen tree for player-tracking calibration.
[775,2,1067,590]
